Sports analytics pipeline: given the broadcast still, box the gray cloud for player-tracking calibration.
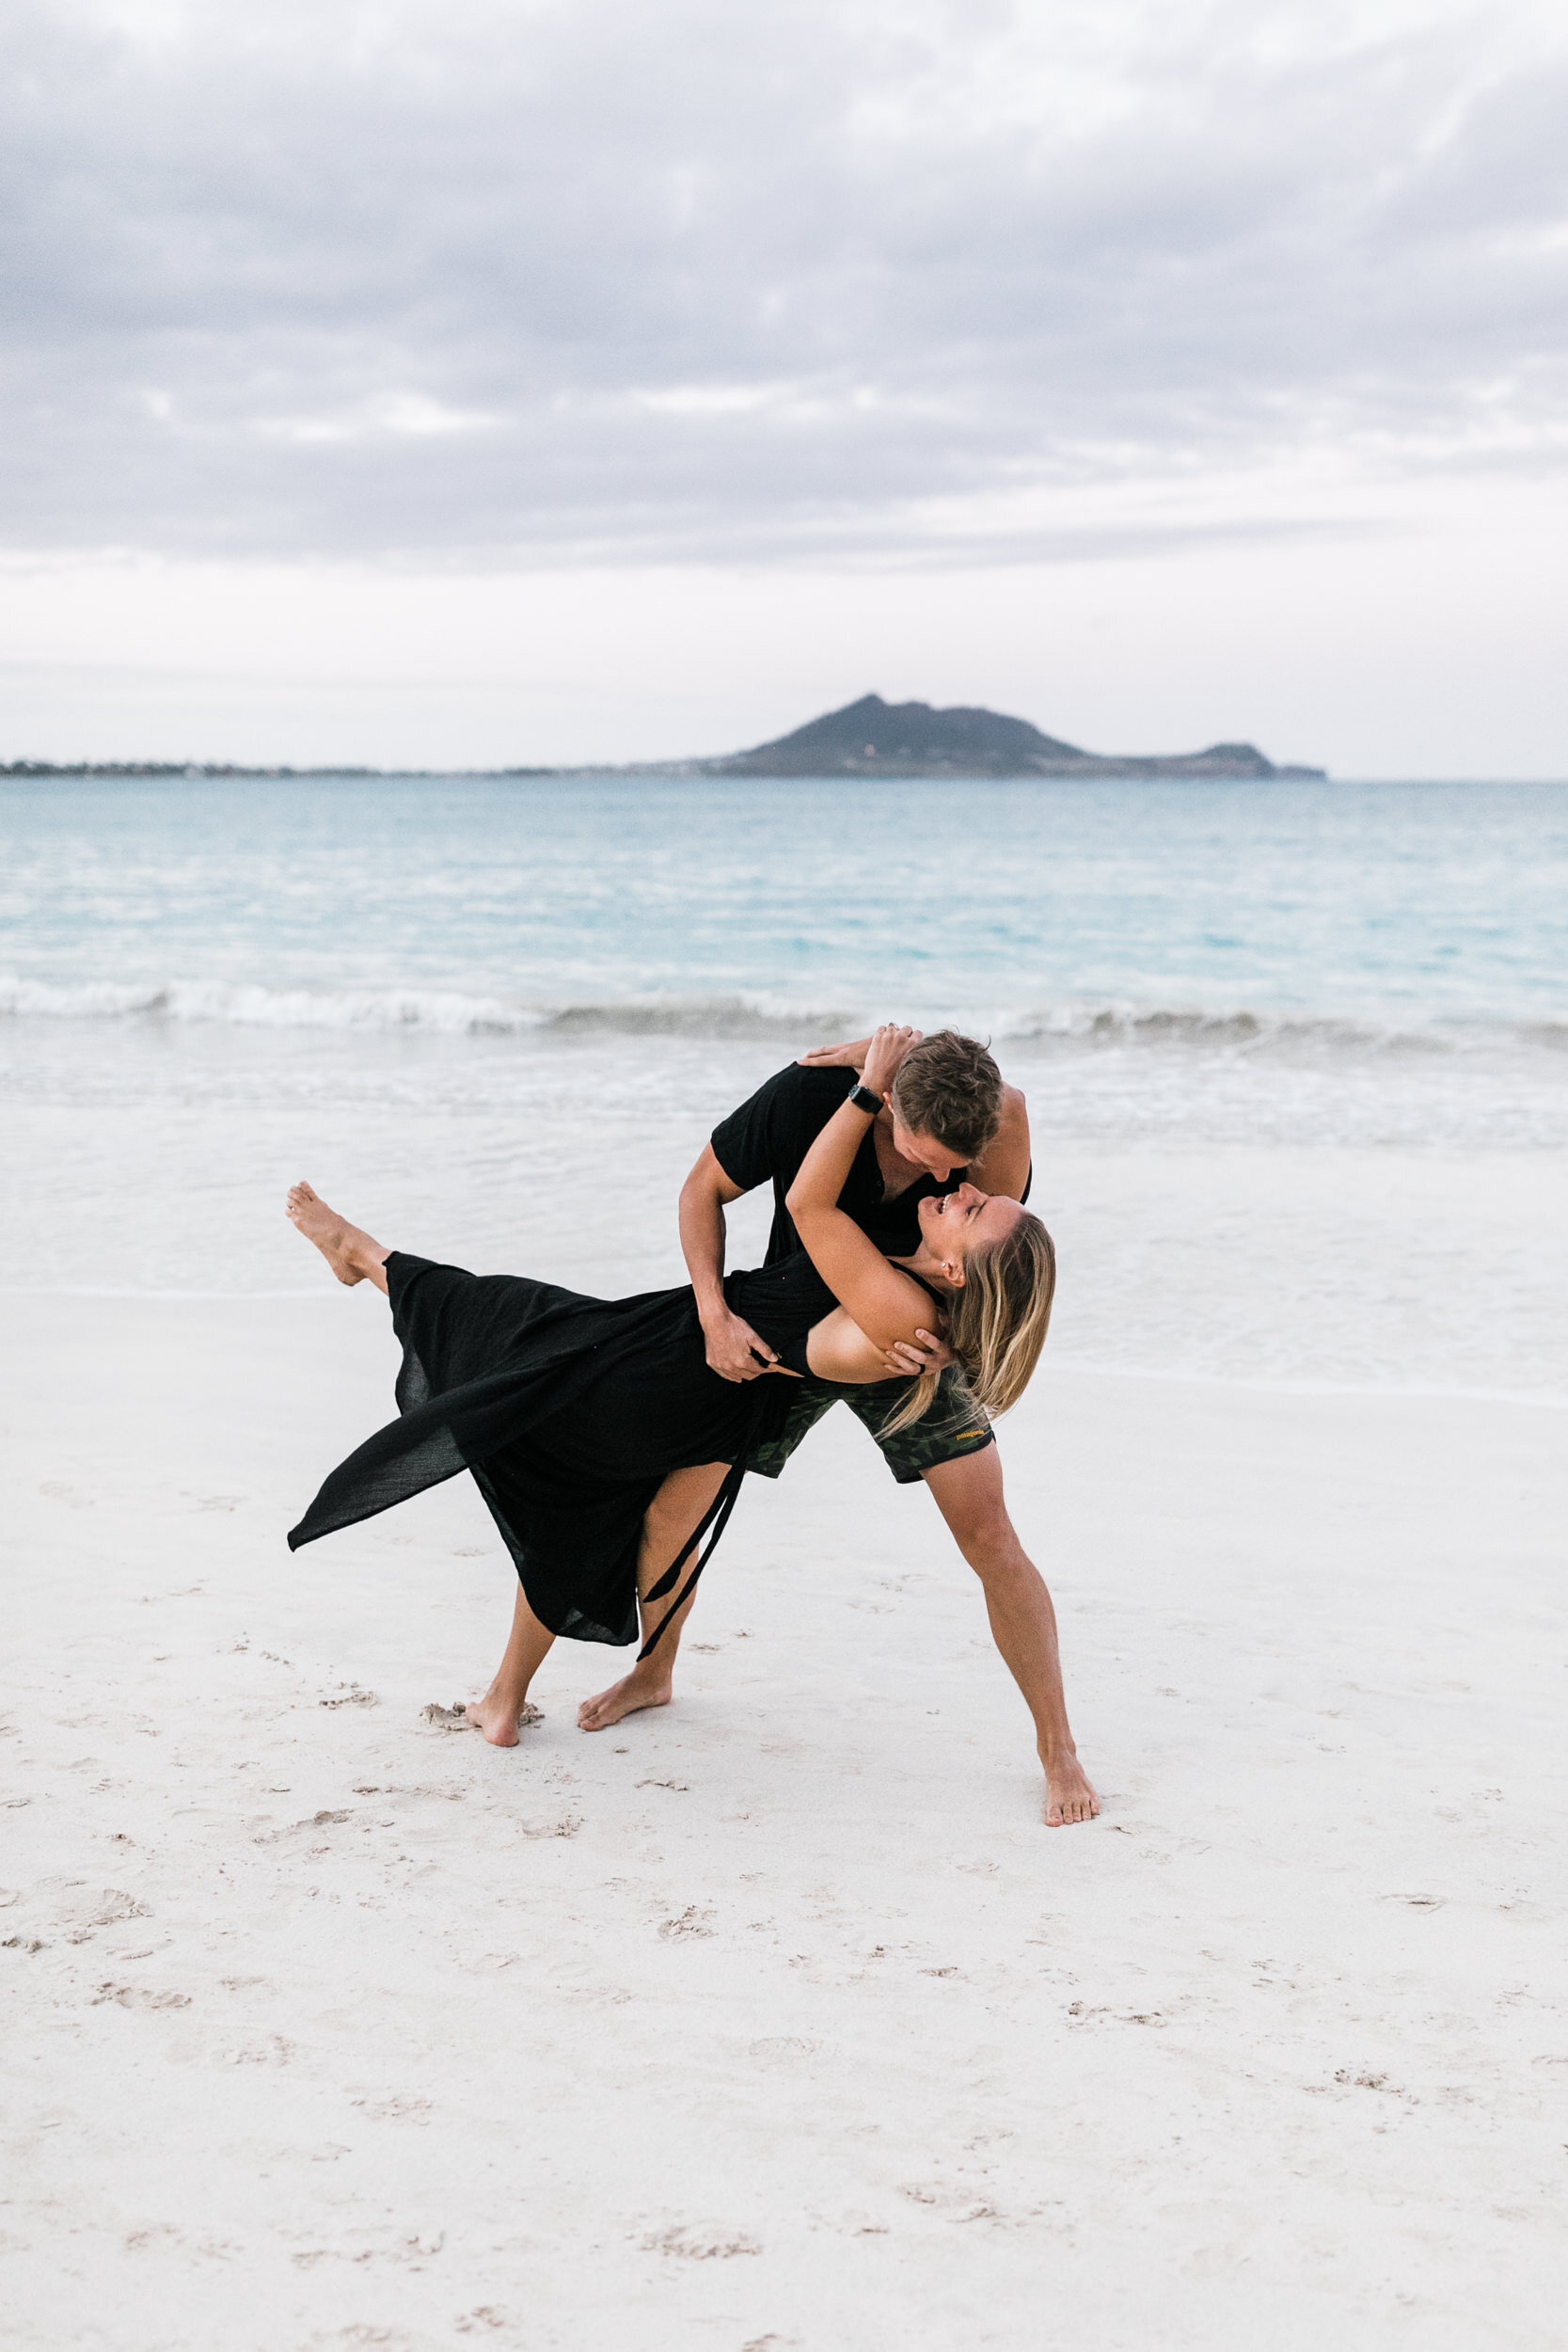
[3,0,1566,564]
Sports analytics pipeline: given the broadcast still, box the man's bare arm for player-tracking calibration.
[677,1142,781,1382]
[969,1083,1031,1202]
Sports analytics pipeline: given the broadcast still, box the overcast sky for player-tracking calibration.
[4,0,1566,770]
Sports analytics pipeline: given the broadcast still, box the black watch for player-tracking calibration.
[847,1082,882,1115]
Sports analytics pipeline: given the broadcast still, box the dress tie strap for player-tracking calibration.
[635,1386,771,1660]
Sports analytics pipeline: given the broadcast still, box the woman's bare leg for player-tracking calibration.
[288,1177,552,1747]
[286,1181,392,1295]
[577,1461,731,1732]
[466,1581,556,1746]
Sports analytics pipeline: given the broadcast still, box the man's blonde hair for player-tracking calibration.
[888,1030,1003,1163]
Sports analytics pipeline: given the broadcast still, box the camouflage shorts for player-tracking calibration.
[742,1364,992,1486]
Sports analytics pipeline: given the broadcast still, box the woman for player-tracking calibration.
[287,1026,1056,1735]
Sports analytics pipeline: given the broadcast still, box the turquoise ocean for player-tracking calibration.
[4,772,1565,1397]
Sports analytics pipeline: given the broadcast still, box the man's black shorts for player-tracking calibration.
[741,1364,993,1487]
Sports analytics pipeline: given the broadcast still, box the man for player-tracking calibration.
[577,1028,1099,1830]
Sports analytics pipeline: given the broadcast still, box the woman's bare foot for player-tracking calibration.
[286,1182,388,1288]
[578,1667,673,1732]
[464,1688,542,1746]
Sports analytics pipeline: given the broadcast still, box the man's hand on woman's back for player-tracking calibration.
[700,1303,782,1382]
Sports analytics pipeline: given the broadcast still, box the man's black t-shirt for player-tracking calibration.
[710,1063,964,1264]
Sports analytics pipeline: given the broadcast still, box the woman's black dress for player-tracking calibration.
[287,1248,848,1653]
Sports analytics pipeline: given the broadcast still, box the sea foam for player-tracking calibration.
[3,970,1564,1067]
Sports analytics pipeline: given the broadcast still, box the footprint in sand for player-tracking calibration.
[420,1700,543,1731]
[92,1982,192,2010]
[40,1483,95,1510]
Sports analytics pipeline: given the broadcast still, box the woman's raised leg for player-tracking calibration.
[466,1581,557,1746]
[577,1460,731,1732]
[286,1182,392,1295]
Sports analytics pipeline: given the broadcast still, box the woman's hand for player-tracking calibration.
[797,1036,871,1072]
[860,1023,922,1101]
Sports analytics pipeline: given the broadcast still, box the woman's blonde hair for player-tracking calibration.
[881,1208,1056,1438]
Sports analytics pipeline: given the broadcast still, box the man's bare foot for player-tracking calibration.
[286,1181,387,1287]
[1042,1751,1101,1828]
[464,1690,542,1746]
[578,1668,673,1732]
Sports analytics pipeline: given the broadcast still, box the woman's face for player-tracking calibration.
[917,1183,1022,1278]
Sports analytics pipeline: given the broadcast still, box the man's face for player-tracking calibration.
[890,1116,958,1180]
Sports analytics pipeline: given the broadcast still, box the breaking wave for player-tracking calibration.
[0,976,860,1040]
[1,973,1564,1062]
[993,1004,1568,1059]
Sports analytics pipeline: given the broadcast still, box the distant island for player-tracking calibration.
[687,694,1327,780]
[1,692,1326,781]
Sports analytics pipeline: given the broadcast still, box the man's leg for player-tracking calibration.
[922,1447,1100,1828]
[577,1460,732,1731]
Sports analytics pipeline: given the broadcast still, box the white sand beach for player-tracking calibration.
[8,1,1568,2334]
[5,1285,1564,2350]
